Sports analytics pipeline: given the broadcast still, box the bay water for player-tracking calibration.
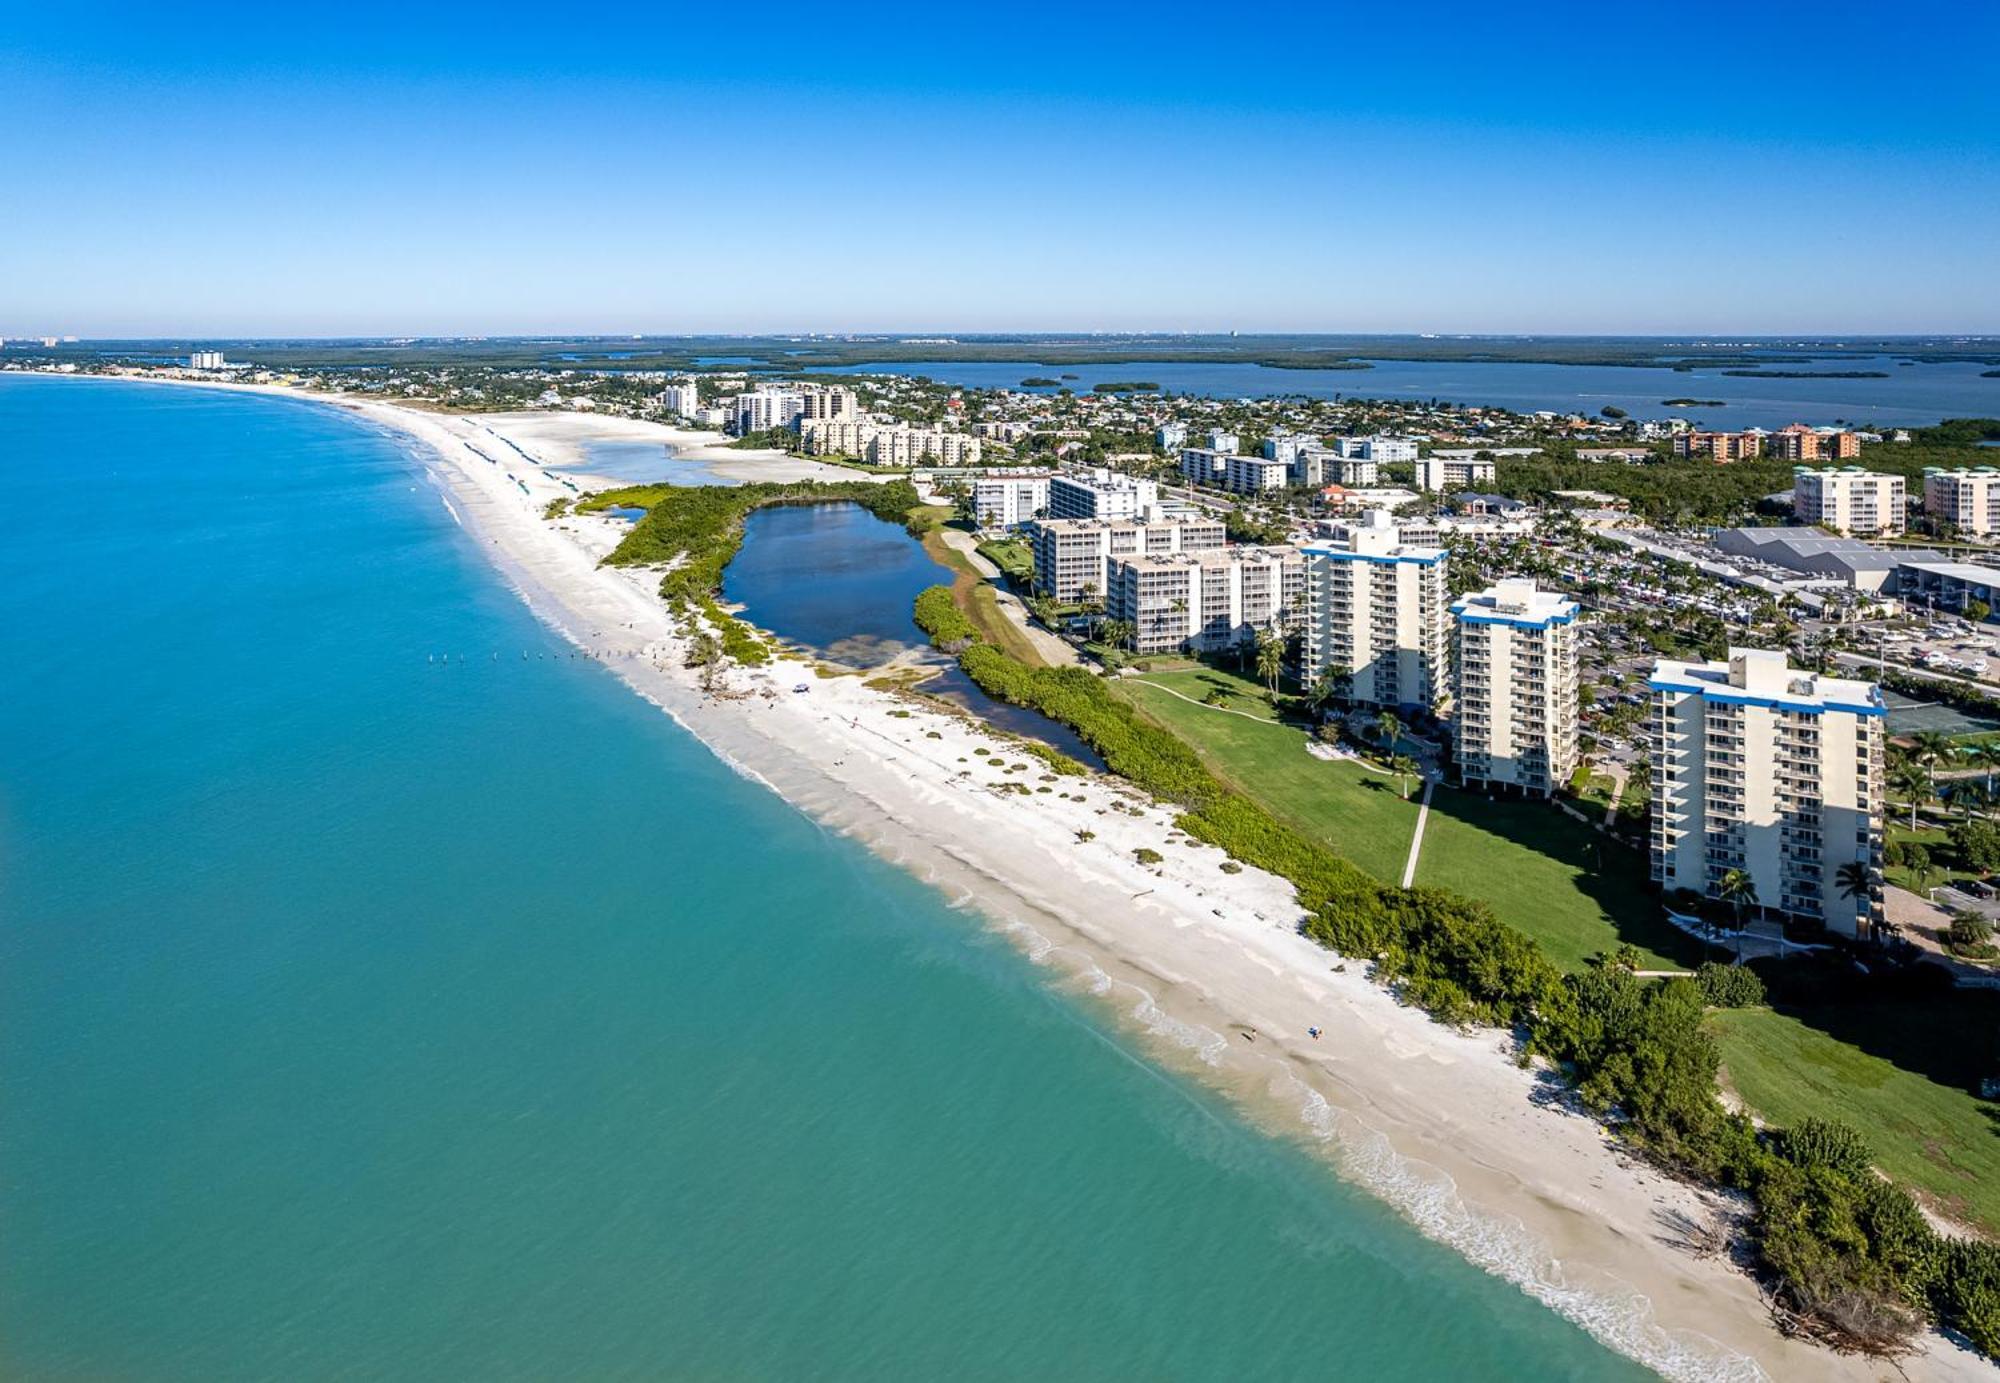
[0,377,1645,1379]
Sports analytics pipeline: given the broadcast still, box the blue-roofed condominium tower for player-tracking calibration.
[1650,649,1885,938]
[1451,580,1580,798]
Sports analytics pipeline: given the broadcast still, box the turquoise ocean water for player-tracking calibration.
[0,377,1646,1380]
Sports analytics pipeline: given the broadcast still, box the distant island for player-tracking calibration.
[1020,377,1060,387]
[1720,369,1891,379]
[1984,370,2000,379]
[1662,397,1726,407]
[1091,380,1160,394]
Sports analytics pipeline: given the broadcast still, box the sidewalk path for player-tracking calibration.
[1400,775,1435,888]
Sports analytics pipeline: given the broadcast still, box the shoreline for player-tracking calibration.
[31,373,1997,1382]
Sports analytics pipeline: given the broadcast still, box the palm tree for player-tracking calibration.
[1375,710,1403,754]
[1835,860,1874,937]
[1390,754,1420,801]
[1912,731,1953,790]
[1957,780,1991,821]
[1716,868,1759,963]
[1254,631,1284,696]
[1891,760,1932,831]
[1974,739,2000,797]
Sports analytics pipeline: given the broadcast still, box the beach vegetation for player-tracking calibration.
[1134,847,1164,865]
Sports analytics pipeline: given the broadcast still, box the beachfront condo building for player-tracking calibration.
[1413,453,1498,492]
[1106,545,1303,655]
[1451,580,1580,798]
[734,386,805,434]
[1156,422,1187,450]
[1923,467,2000,536]
[1792,466,1906,537]
[798,420,981,466]
[1649,649,1885,938]
[661,379,701,417]
[188,350,226,370]
[1028,515,1227,603]
[1334,435,1419,463]
[1047,469,1159,522]
[1300,509,1448,714]
[1770,424,1862,462]
[1223,455,1290,494]
[971,472,1052,529]
[798,385,858,423]
[1673,430,1765,461]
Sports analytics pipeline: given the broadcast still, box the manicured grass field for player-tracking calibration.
[1416,791,1700,971]
[1711,1003,2000,1235]
[975,536,1035,583]
[1113,677,1414,882]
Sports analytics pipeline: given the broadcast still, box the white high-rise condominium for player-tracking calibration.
[1299,510,1447,713]
[1334,435,1418,463]
[1222,455,1289,494]
[1413,454,1497,492]
[188,350,225,370]
[660,379,701,416]
[1106,545,1303,655]
[971,472,1052,529]
[1451,580,1580,798]
[1792,466,1905,537]
[733,386,805,434]
[1649,649,1884,938]
[1923,467,2000,536]
[1026,515,1227,603]
[798,385,857,423]
[1047,469,1159,522]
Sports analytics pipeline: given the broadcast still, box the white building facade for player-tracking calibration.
[1451,580,1580,798]
[1793,466,1905,537]
[1027,515,1227,603]
[1047,469,1159,522]
[1107,545,1303,655]
[1300,510,1448,713]
[1924,467,2000,536]
[1649,650,1885,937]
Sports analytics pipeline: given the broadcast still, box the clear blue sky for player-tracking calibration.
[3,0,1995,337]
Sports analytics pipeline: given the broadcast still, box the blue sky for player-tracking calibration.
[3,1,1995,337]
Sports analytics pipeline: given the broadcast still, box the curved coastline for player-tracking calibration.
[44,373,1999,1383]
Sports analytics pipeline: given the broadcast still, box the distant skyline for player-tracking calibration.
[4,1,1996,338]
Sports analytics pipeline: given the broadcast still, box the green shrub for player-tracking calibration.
[1696,961,1766,1009]
[1134,847,1163,866]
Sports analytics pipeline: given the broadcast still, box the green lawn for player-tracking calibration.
[1417,790,1701,971]
[976,536,1034,583]
[1113,677,1415,882]
[1711,1003,2000,1235]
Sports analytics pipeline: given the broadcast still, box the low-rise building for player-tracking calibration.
[1222,454,1290,494]
[1156,422,1187,451]
[1451,580,1580,798]
[1107,545,1303,655]
[1769,423,1862,462]
[1208,429,1239,453]
[1649,649,1884,937]
[1413,453,1497,492]
[1028,515,1227,602]
[1300,510,1448,713]
[1179,447,1227,485]
[1673,430,1764,462]
[1923,466,2000,536]
[1333,435,1419,463]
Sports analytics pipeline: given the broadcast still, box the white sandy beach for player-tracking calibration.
[66,375,1999,1383]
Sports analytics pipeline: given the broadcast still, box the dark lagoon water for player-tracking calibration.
[820,356,2000,430]
[721,501,1107,766]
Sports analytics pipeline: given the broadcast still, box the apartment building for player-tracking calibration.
[1792,466,1905,537]
[1923,467,2000,536]
[798,420,981,465]
[1048,468,1159,521]
[1223,454,1290,494]
[798,385,858,423]
[1299,510,1448,713]
[189,350,226,370]
[971,471,1052,529]
[733,386,804,434]
[1673,430,1765,461]
[1769,423,1862,462]
[1262,432,1318,465]
[1179,447,1227,485]
[1208,429,1239,453]
[1451,580,1580,798]
[1650,649,1884,938]
[1334,435,1419,463]
[1413,453,1497,492]
[1106,545,1303,655]
[1027,515,1226,602]
[660,379,701,417]
[1156,422,1187,450]
[1328,455,1378,487]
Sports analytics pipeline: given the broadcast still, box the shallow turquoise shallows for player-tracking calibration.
[0,378,1645,1381]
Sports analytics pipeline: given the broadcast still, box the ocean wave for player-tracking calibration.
[1283,1075,1768,1383]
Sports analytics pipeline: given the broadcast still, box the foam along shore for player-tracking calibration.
[80,377,2000,1383]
